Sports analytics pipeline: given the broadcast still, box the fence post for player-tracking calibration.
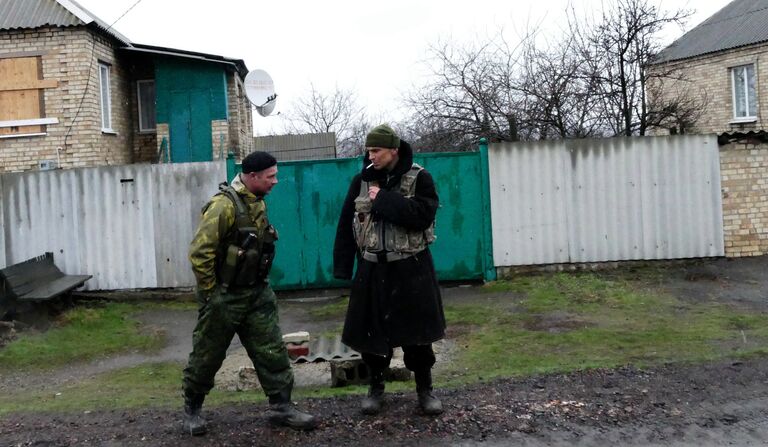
[478,138,497,282]
[226,151,237,182]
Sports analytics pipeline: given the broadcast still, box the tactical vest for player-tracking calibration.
[214,183,278,290]
[352,163,436,257]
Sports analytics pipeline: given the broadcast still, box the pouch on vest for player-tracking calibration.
[231,229,263,287]
[256,225,278,280]
[219,244,242,290]
[353,192,373,249]
[233,248,261,287]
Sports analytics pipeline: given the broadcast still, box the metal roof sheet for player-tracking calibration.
[0,0,80,29]
[654,0,768,63]
[0,0,131,45]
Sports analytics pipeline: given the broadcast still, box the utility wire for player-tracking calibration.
[62,0,146,149]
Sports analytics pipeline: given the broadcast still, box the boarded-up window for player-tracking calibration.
[0,56,57,136]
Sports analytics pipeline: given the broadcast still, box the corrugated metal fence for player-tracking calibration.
[1,135,725,291]
[488,135,724,266]
[0,162,225,290]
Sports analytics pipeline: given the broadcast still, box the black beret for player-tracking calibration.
[242,151,277,173]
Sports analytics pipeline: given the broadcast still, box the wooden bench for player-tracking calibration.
[0,253,91,317]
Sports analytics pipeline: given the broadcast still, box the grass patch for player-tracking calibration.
[307,296,349,319]
[0,362,184,416]
[0,361,401,416]
[442,273,768,386]
[0,302,171,372]
[5,272,768,415]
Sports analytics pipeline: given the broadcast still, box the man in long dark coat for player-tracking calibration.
[333,124,446,416]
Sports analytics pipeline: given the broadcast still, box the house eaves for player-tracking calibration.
[0,0,132,46]
[652,0,768,64]
[122,43,249,79]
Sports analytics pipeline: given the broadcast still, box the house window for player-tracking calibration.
[731,64,757,120]
[98,62,113,131]
[0,56,58,138]
[137,80,156,132]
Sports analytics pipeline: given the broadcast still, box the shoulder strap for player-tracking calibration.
[219,183,253,229]
[358,179,368,198]
[399,163,424,195]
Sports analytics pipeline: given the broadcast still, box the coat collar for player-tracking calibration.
[232,173,261,200]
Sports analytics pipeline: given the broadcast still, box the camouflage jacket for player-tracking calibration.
[189,174,269,292]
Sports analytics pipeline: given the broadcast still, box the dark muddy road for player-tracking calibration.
[3,257,768,446]
[2,357,768,446]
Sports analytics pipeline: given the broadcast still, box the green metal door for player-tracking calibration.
[230,150,494,290]
[266,158,359,289]
[169,92,191,162]
[169,90,212,163]
[189,90,212,161]
[415,152,489,281]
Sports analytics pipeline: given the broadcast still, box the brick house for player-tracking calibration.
[649,0,768,136]
[0,0,254,173]
[649,0,768,258]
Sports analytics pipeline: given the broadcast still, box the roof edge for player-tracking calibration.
[56,0,93,23]
[123,43,249,78]
[650,39,768,65]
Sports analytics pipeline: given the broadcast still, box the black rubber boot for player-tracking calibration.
[361,369,386,415]
[267,388,318,431]
[415,369,443,416]
[182,391,207,436]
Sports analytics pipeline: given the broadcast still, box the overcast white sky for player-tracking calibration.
[76,0,731,135]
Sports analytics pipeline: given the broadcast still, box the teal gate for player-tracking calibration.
[228,144,494,290]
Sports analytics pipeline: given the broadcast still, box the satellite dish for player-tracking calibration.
[245,69,277,116]
[256,100,276,117]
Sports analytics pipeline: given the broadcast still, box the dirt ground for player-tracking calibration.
[2,257,768,446]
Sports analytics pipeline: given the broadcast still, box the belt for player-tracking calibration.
[361,251,415,263]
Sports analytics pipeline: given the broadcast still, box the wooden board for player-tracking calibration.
[0,57,43,135]
[0,89,42,135]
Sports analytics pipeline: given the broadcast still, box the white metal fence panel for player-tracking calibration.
[489,135,724,266]
[152,163,225,288]
[0,162,226,290]
[489,141,571,265]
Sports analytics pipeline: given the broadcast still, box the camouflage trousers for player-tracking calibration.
[182,283,293,397]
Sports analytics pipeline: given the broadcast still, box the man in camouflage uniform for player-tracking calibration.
[182,151,317,435]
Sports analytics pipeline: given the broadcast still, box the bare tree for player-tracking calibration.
[404,37,527,151]
[568,0,693,136]
[403,0,703,145]
[518,35,606,139]
[284,84,368,157]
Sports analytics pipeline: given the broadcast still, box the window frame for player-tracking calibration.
[730,63,758,122]
[98,62,113,132]
[136,79,156,133]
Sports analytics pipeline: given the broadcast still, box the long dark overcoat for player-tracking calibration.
[333,141,446,355]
